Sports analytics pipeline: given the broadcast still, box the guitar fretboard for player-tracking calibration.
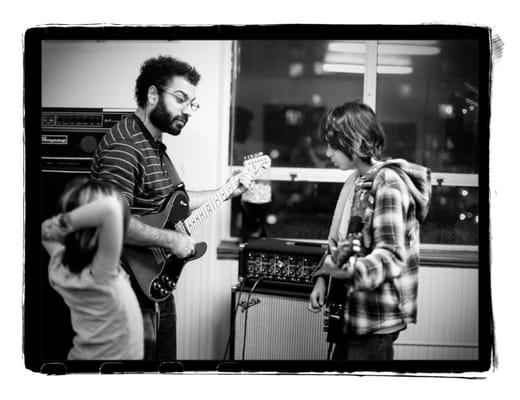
[183,175,240,234]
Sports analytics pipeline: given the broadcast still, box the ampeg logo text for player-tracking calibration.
[42,135,68,145]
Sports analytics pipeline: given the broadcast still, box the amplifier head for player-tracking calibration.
[41,108,133,171]
[239,238,326,291]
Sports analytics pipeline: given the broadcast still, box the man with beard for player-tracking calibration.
[90,55,253,360]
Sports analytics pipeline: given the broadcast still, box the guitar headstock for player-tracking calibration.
[242,152,271,177]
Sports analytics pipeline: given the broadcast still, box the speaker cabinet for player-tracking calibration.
[232,288,328,360]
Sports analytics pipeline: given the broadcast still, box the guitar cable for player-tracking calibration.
[327,341,334,360]
[154,301,160,356]
[241,276,264,360]
[221,277,248,361]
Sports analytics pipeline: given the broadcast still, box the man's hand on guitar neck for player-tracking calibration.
[227,169,255,199]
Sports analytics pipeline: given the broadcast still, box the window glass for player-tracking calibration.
[230,39,481,246]
[375,40,479,173]
[231,182,478,245]
[231,40,364,167]
[231,181,343,240]
[422,186,479,245]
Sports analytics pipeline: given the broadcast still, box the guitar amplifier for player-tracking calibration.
[238,238,327,292]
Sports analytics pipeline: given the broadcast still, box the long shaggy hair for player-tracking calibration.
[135,55,201,108]
[59,179,130,274]
[320,101,386,163]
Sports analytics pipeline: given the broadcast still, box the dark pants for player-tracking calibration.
[332,331,400,361]
[141,295,176,361]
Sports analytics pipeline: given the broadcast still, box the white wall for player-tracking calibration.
[42,40,236,359]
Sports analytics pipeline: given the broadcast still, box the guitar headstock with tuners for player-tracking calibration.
[242,152,271,177]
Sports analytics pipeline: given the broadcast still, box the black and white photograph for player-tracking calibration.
[22,25,492,375]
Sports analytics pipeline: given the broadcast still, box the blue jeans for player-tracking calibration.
[332,331,400,361]
[141,295,176,361]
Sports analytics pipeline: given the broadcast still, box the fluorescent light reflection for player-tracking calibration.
[321,63,413,75]
[325,53,412,67]
[322,63,365,74]
[377,65,413,74]
[378,44,440,56]
[327,42,366,53]
[327,41,440,56]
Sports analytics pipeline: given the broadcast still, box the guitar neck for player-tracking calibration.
[183,175,239,234]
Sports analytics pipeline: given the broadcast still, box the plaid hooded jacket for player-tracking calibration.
[315,159,432,335]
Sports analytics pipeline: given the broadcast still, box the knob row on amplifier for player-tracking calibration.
[238,238,326,289]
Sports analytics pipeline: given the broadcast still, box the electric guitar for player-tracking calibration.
[323,232,362,343]
[123,153,271,302]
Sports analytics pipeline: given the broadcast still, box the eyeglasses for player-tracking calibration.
[161,89,200,112]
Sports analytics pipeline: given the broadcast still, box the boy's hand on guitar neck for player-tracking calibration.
[318,235,361,280]
[168,230,196,258]
[318,253,355,280]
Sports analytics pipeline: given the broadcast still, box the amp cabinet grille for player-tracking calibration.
[232,289,328,360]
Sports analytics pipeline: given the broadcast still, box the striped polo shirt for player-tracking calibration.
[90,114,183,216]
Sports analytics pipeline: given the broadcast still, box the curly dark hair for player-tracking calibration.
[135,55,201,108]
[59,178,130,274]
[320,101,386,163]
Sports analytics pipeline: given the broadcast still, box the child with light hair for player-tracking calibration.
[41,178,143,360]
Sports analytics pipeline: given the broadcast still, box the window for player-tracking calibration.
[230,39,481,246]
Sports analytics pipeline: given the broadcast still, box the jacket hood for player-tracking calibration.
[370,159,432,223]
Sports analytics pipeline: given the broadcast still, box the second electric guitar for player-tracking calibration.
[123,153,271,302]
[323,216,363,344]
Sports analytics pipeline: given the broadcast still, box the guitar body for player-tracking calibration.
[323,231,363,343]
[324,278,348,343]
[123,190,207,302]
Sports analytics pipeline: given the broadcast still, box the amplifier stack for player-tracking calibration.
[232,238,329,360]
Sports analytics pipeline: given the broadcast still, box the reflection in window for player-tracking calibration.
[231,181,343,241]
[422,186,478,245]
[231,182,478,245]
[375,40,479,174]
[231,40,364,167]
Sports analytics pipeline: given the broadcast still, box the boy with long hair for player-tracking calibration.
[309,101,431,360]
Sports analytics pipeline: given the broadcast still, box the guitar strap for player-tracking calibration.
[158,143,181,184]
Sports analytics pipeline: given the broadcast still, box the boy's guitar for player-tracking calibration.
[123,153,271,302]
[323,216,363,343]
